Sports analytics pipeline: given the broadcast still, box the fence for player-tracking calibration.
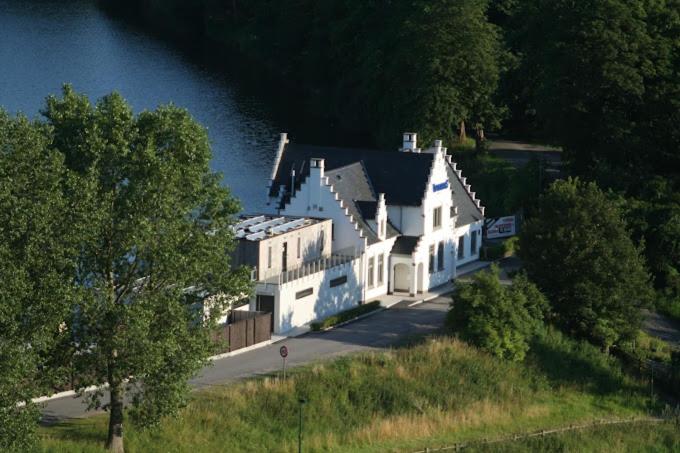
[212,310,272,354]
[412,417,668,452]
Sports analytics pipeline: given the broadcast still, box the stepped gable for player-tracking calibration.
[445,160,484,227]
[324,162,400,244]
[270,143,435,207]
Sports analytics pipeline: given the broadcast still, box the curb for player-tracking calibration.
[312,307,386,333]
[208,339,275,361]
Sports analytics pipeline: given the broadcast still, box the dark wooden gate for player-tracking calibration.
[211,310,272,354]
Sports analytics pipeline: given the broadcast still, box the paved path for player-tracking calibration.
[488,139,562,168]
[643,310,680,348]
[40,297,451,424]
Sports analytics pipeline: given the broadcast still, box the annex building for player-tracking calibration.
[232,132,484,334]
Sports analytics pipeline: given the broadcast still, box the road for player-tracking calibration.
[643,310,680,348]
[488,139,562,169]
[40,297,451,424]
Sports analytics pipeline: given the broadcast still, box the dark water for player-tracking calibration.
[0,0,286,212]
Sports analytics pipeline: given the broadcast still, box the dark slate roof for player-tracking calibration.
[447,161,484,227]
[270,143,434,207]
[325,163,399,244]
[391,236,420,255]
[355,201,377,219]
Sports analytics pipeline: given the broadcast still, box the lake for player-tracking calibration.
[0,0,290,212]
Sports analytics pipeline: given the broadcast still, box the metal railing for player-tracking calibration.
[254,247,360,285]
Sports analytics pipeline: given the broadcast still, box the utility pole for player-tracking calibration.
[298,398,307,453]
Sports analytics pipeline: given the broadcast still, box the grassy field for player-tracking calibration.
[40,328,674,452]
[468,421,680,452]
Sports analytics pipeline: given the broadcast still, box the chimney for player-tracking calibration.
[308,158,325,210]
[424,139,444,154]
[401,132,417,152]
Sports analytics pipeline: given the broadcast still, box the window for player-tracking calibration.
[268,245,272,269]
[297,237,301,259]
[437,242,444,271]
[320,230,325,252]
[296,287,313,299]
[429,245,435,274]
[332,224,335,241]
[471,231,478,254]
[368,257,375,287]
[378,254,384,284]
[330,275,347,287]
[433,207,442,229]
[457,236,465,259]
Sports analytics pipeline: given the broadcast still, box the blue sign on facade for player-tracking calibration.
[433,181,449,192]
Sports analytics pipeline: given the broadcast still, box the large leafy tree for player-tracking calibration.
[0,112,76,450]
[42,86,250,452]
[519,178,652,349]
[447,265,547,361]
[504,0,680,185]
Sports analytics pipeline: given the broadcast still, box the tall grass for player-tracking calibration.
[40,328,665,452]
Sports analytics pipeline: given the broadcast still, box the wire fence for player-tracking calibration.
[412,416,671,452]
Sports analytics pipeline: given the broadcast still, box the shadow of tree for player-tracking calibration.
[526,328,639,396]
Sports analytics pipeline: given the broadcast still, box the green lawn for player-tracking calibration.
[40,328,672,452]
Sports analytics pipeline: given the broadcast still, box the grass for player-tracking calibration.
[657,297,680,324]
[39,328,670,452]
[467,421,680,452]
[310,301,381,331]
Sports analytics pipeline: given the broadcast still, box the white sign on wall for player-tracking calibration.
[485,216,516,239]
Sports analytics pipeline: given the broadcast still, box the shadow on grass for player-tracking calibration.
[527,328,638,396]
[41,419,107,445]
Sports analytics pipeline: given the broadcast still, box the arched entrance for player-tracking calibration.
[393,263,410,293]
[417,263,424,294]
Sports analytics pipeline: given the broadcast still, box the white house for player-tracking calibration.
[232,132,485,334]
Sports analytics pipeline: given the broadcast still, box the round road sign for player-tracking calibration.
[279,345,288,358]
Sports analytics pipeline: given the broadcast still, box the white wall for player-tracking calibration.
[363,238,397,300]
[412,149,457,290]
[282,163,365,254]
[454,220,484,267]
[274,258,363,333]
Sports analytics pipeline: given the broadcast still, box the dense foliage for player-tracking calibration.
[519,178,653,349]
[448,266,547,361]
[0,87,250,452]
[0,112,77,451]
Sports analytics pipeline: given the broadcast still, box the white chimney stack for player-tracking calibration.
[308,158,325,210]
[402,132,417,152]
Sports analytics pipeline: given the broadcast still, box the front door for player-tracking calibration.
[394,263,410,292]
[256,294,275,332]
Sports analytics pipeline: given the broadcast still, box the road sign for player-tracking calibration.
[280,345,288,358]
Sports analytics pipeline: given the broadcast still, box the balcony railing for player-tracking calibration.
[252,247,360,285]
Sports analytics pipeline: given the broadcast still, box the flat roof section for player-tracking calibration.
[233,215,325,241]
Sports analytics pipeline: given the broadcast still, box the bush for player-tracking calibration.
[310,301,381,331]
[447,265,548,361]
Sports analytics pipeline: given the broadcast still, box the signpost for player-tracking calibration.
[280,345,288,380]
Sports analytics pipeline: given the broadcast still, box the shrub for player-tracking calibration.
[310,301,381,331]
[447,265,548,361]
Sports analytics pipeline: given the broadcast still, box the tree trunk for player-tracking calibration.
[475,125,486,153]
[459,120,467,143]
[106,370,125,453]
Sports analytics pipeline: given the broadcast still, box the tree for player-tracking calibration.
[503,0,680,185]
[42,86,251,452]
[447,265,547,361]
[519,178,652,350]
[0,112,76,450]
